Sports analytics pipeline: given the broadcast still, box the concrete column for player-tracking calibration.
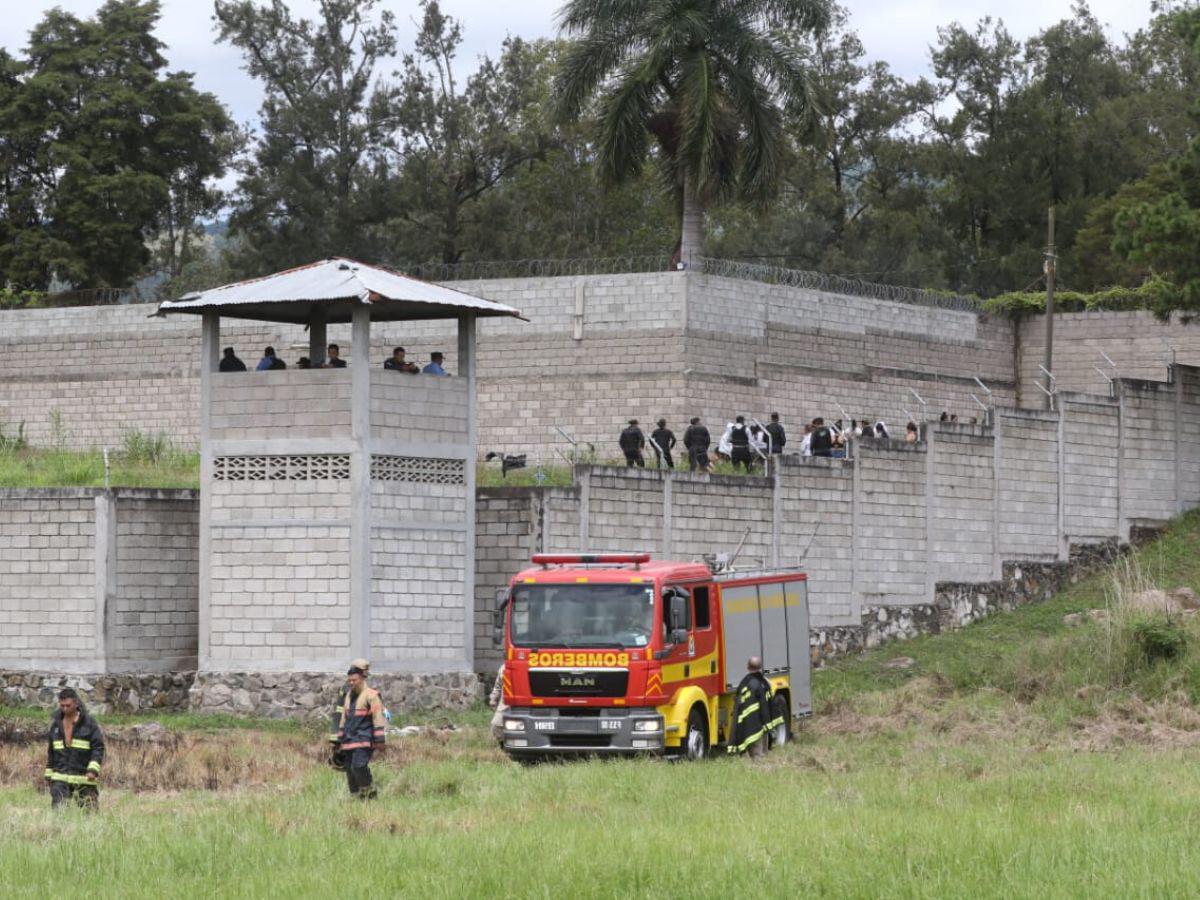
[198,312,219,668]
[458,314,478,670]
[924,426,937,601]
[770,458,781,568]
[349,306,372,663]
[850,454,861,622]
[991,415,1003,579]
[94,492,118,672]
[309,307,327,366]
[662,472,674,559]
[1057,401,1068,560]
[579,467,591,551]
[572,282,585,341]
[1176,365,1184,515]
[1117,385,1129,543]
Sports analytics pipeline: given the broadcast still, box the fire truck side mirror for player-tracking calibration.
[492,589,510,648]
[668,592,688,633]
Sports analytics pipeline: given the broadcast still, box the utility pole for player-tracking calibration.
[1041,204,1057,409]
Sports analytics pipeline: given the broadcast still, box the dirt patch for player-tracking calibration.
[1070,696,1200,751]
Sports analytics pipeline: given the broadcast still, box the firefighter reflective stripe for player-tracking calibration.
[736,701,760,723]
[43,768,52,779]
[87,760,101,773]
[48,772,92,784]
[71,739,91,750]
[52,740,65,749]
[727,728,765,754]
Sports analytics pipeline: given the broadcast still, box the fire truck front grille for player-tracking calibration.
[529,670,629,697]
[550,734,612,748]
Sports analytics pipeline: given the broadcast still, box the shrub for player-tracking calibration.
[121,429,173,464]
[0,421,25,453]
[1132,618,1188,664]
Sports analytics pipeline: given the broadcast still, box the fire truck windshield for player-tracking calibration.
[510,583,655,649]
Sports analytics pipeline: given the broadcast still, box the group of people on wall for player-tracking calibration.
[217,345,451,375]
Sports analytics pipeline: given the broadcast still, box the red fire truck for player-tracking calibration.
[494,553,811,759]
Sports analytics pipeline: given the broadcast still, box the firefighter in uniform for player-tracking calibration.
[328,657,373,770]
[336,663,387,798]
[46,688,105,809]
[728,657,782,757]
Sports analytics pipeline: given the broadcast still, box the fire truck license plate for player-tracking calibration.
[600,720,621,730]
[534,721,555,731]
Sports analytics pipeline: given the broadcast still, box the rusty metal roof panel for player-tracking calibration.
[156,258,523,323]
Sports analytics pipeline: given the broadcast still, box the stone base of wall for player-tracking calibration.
[0,670,196,714]
[813,539,1132,663]
[188,670,483,719]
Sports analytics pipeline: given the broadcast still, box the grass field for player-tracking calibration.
[3,514,1200,897]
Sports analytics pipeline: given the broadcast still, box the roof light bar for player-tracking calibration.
[531,553,651,567]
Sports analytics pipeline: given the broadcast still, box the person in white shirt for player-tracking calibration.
[799,424,813,457]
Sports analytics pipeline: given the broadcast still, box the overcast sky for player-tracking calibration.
[0,0,1161,133]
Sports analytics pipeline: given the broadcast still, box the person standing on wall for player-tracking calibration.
[729,416,753,472]
[619,419,646,467]
[765,413,786,455]
[46,688,105,810]
[728,657,779,758]
[683,417,711,472]
[219,346,247,372]
[335,663,386,799]
[650,419,676,469]
[809,418,833,458]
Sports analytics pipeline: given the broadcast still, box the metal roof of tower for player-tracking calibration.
[156,257,523,324]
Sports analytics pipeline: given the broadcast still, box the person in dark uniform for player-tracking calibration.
[219,347,247,372]
[650,419,676,469]
[810,417,833,458]
[728,657,780,758]
[683,417,711,471]
[729,416,753,472]
[46,688,105,809]
[765,412,786,454]
[619,419,646,467]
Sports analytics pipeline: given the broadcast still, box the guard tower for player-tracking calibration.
[158,259,521,697]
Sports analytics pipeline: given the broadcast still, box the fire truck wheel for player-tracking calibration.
[769,695,790,748]
[683,707,709,761]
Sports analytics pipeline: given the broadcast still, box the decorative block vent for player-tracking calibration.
[371,455,465,484]
[213,454,351,481]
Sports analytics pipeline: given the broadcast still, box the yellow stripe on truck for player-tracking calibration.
[661,650,719,684]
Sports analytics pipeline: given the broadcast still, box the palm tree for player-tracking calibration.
[554,0,829,265]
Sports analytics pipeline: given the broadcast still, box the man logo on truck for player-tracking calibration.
[559,675,597,688]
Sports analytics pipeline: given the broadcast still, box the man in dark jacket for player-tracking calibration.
[219,347,247,372]
[336,664,387,799]
[46,688,105,809]
[727,657,780,757]
[810,417,833,458]
[650,419,676,469]
[729,416,753,472]
[618,420,646,467]
[765,413,786,454]
[683,417,711,471]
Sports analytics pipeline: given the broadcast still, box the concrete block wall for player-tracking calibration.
[777,458,855,624]
[370,371,468,445]
[1181,367,1200,508]
[1060,394,1121,542]
[109,496,199,672]
[210,370,352,440]
[929,425,996,584]
[370,479,468,666]
[1018,311,1200,401]
[0,492,99,671]
[995,408,1060,561]
[1118,377,1179,527]
[854,442,929,605]
[0,489,198,674]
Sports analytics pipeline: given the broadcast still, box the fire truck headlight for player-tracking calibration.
[504,719,525,732]
[634,720,661,733]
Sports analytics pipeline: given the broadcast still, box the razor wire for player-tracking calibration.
[695,258,982,312]
[407,255,675,282]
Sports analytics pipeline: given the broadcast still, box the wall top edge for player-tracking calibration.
[0,487,198,500]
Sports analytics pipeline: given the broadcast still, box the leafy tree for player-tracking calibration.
[0,1,235,291]
[379,3,556,264]
[215,0,398,273]
[1114,7,1200,310]
[554,0,830,263]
